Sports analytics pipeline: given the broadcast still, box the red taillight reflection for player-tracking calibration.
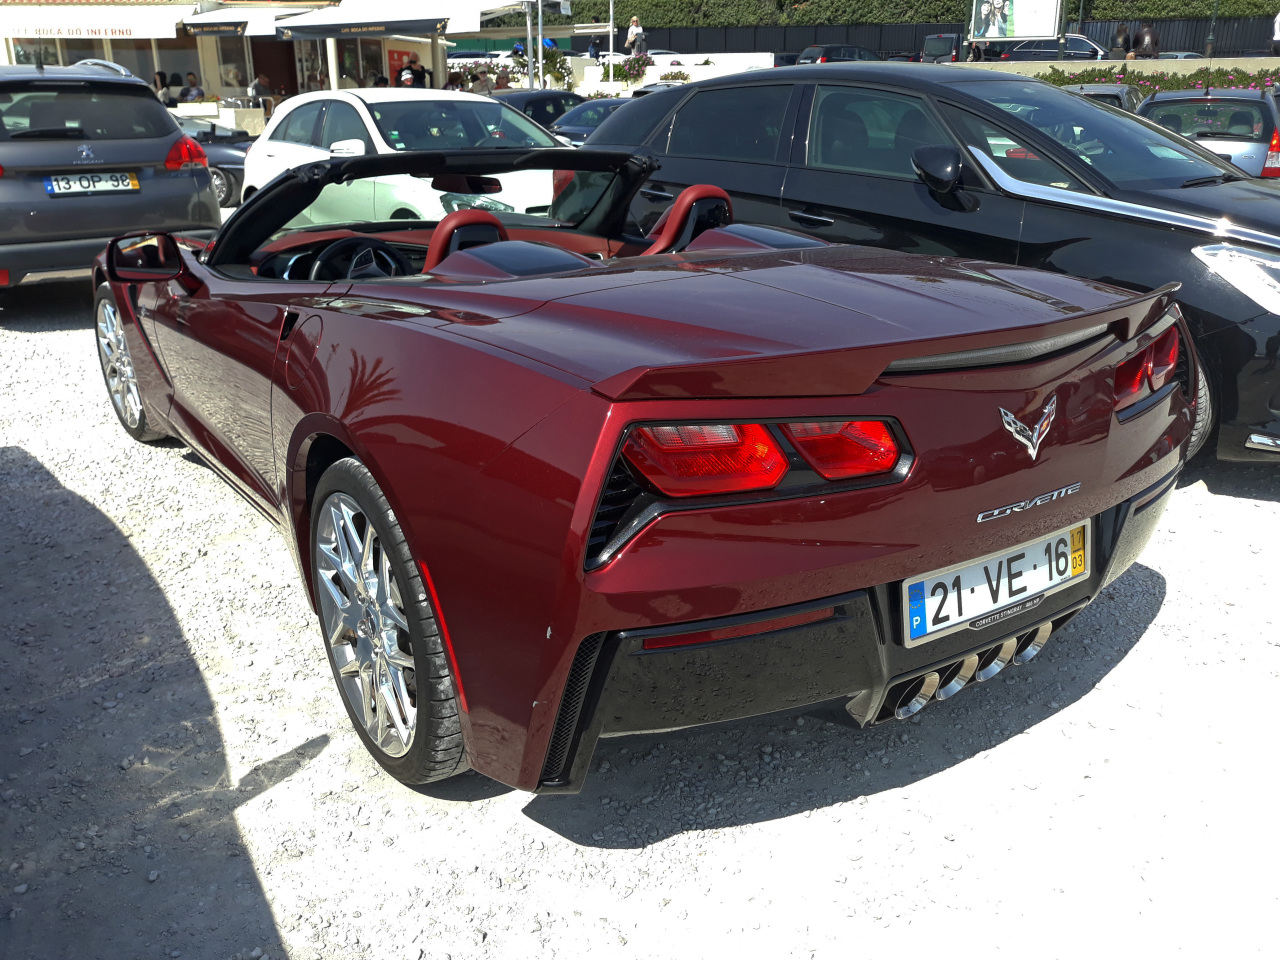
[165,135,208,171]
[1115,326,1180,411]
[642,606,836,651]
[623,423,788,497]
[552,168,575,199]
[782,420,899,479]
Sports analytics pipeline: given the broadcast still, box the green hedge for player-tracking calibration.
[1034,63,1280,90]
[1088,1,1277,18]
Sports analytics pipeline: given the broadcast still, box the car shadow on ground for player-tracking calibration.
[0,447,316,959]
[0,283,94,332]
[522,562,1165,849]
[1177,455,1280,503]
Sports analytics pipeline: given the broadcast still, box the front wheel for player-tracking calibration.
[94,283,166,442]
[311,458,467,784]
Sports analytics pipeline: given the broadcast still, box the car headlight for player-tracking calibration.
[1193,242,1280,315]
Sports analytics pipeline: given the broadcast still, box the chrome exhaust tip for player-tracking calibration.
[1013,623,1052,666]
[973,638,1018,682]
[893,671,940,720]
[934,653,979,701]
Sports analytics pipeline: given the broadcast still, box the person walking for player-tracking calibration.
[1134,20,1160,58]
[587,17,603,59]
[1110,23,1132,59]
[626,16,645,55]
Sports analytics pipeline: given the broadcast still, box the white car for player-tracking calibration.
[242,89,557,223]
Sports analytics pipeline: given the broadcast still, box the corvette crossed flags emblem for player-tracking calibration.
[1000,396,1057,460]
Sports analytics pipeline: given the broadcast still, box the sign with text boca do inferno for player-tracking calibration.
[0,1,187,40]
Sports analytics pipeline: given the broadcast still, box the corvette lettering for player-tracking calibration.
[976,482,1082,523]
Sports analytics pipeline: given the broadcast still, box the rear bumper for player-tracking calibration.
[0,237,117,285]
[537,468,1178,793]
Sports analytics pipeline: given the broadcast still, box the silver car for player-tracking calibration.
[1139,88,1279,177]
[0,61,219,288]
[1066,83,1148,113]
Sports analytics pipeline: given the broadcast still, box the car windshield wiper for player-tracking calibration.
[1180,173,1246,188]
[9,127,88,139]
[1193,131,1254,139]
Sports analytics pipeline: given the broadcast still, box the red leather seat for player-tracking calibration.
[641,185,733,256]
[422,209,510,274]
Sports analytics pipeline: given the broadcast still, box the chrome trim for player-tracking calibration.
[883,323,1111,373]
[966,151,1280,254]
[19,267,94,284]
[1245,433,1280,451]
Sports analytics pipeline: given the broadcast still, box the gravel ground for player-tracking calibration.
[2,281,1278,960]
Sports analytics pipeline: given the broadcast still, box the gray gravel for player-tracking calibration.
[2,281,1278,959]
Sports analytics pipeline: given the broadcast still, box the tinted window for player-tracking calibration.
[808,86,952,178]
[1145,99,1269,143]
[797,46,824,63]
[557,100,620,128]
[321,100,372,151]
[274,101,322,144]
[1084,94,1124,109]
[367,99,555,149]
[586,87,682,146]
[666,85,791,162]
[0,84,175,140]
[940,104,1088,192]
[923,37,954,56]
[952,79,1240,188]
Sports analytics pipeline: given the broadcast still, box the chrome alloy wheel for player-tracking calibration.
[315,492,417,757]
[95,296,143,430]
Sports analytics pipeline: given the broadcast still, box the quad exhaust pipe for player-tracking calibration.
[874,622,1054,724]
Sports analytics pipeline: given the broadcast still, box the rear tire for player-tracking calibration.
[1187,360,1215,460]
[209,167,233,207]
[311,458,467,785]
[93,283,166,443]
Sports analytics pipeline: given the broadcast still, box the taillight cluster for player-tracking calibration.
[1114,326,1180,411]
[622,420,901,498]
[551,169,575,200]
[164,135,208,172]
[1263,128,1280,178]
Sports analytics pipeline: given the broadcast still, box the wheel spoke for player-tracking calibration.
[384,645,414,670]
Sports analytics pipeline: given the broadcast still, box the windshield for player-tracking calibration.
[557,100,620,128]
[1144,98,1270,143]
[955,79,1239,190]
[365,98,556,151]
[0,83,176,140]
[923,37,954,55]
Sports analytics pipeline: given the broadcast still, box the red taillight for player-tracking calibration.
[1005,147,1041,160]
[1115,326,1181,410]
[781,420,899,479]
[643,606,836,651]
[0,164,5,178]
[1263,128,1280,177]
[622,423,788,497]
[1000,52,1010,60]
[1148,326,1180,391]
[552,168,575,200]
[0,269,9,287]
[164,135,208,171]
[817,56,828,63]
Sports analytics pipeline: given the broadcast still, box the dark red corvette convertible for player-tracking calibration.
[94,148,1195,792]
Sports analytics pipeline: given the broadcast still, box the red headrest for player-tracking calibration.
[642,185,733,256]
[422,209,510,274]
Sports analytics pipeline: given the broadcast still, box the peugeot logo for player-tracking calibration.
[77,144,94,160]
[999,395,1057,460]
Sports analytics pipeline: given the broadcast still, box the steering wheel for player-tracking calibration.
[308,236,414,281]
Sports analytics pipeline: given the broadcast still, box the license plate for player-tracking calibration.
[903,521,1089,647]
[44,172,139,195]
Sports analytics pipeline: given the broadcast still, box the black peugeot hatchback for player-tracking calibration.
[586,65,1280,462]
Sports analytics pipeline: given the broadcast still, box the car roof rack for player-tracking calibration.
[73,59,132,77]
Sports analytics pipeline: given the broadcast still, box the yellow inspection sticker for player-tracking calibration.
[1070,525,1086,577]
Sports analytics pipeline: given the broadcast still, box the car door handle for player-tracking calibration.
[789,210,835,226]
[640,188,674,201]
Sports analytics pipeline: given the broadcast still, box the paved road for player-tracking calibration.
[2,280,1277,959]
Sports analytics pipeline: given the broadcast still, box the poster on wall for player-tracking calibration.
[969,0,1063,40]
[388,48,412,79]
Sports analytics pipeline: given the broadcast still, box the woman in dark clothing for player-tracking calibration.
[1110,23,1132,59]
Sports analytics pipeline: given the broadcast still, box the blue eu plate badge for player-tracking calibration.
[907,581,927,640]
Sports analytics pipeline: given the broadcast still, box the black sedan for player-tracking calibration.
[493,89,585,130]
[175,116,254,207]
[585,65,1280,462]
[549,97,627,146]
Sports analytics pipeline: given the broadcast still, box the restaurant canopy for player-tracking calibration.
[0,2,184,39]
[275,0,483,41]
[182,7,289,38]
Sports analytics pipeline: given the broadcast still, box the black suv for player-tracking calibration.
[585,64,1280,462]
[1,61,219,288]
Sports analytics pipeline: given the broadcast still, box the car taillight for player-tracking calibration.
[552,168,575,200]
[1263,128,1280,177]
[0,164,5,178]
[164,135,208,171]
[1115,326,1180,410]
[1000,52,1010,60]
[781,420,899,479]
[622,423,788,497]
[818,56,828,63]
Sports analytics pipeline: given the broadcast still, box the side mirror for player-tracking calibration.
[107,233,182,283]
[554,134,574,147]
[329,138,367,157]
[430,174,503,195]
[912,144,964,195]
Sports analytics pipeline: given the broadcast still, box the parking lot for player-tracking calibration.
[2,280,1278,959]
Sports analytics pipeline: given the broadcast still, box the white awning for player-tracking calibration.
[182,7,288,38]
[275,0,484,40]
[0,3,184,40]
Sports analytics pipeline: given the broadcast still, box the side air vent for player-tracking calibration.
[883,323,1112,374]
[585,459,646,568]
[540,633,606,783]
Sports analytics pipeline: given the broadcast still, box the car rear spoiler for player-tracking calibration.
[591,282,1181,401]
